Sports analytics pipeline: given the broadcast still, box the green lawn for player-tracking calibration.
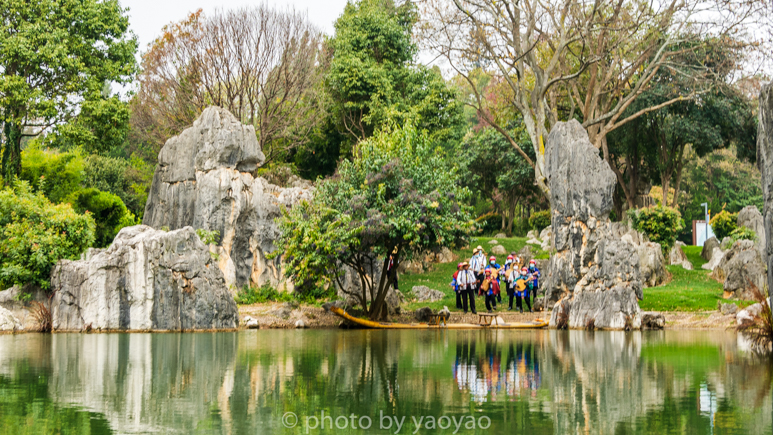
[401,240,752,313]
[401,236,548,312]
[640,245,754,312]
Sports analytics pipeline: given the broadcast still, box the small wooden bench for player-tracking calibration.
[427,313,448,326]
[477,313,502,326]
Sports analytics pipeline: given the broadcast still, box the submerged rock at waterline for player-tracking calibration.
[142,107,312,292]
[50,225,238,331]
[0,306,22,331]
[543,120,642,330]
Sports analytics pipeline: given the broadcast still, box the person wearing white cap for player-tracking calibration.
[469,246,486,296]
[456,262,477,314]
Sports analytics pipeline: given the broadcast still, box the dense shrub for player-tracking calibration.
[729,226,756,243]
[234,285,294,305]
[68,188,136,248]
[628,205,684,256]
[20,145,84,204]
[709,210,737,240]
[0,181,95,289]
[83,154,150,218]
[529,210,551,232]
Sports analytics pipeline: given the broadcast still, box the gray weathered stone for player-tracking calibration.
[669,241,688,266]
[294,319,308,328]
[50,225,238,331]
[494,233,507,239]
[720,236,734,251]
[438,306,451,323]
[641,312,665,330]
[718,302,738,316]
[0,284,48,330]
[0,306,22,331]
[636,241,668,288]
[142,107,312,292]
[539,226,552,251]
[336,257,404,316]
[488,239,499,244]
[412,285,445,302]
[737,205,766,260]
[711,240,766,300]
[516,245,534,263]
[543,120,642,330]
[736,303,763,327]
[702,248,725,271]
[415,307,433,322]
[435,247,456,264]
[702,237,720,261]
[759,83,773,311]
[491,245,507,256]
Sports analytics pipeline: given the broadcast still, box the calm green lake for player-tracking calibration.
[0,329,770,434]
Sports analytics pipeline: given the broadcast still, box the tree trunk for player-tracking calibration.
[368,251,397,321]
[670,145,686,209]
[1,120,22,182]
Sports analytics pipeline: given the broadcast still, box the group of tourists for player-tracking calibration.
[451,245,541,314]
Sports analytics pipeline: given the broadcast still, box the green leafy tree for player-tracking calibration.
[0,180,95,289]
[276,123,474,320]
[326,0,463,151]
[51,93,131,155]
[0,0,137,180]
[67,188,135,248]
[457,126,541,233]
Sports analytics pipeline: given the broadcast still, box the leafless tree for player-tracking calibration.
[418,0,768,202]
[131,5,326,164]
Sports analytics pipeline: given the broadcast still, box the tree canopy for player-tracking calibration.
[275,122,474,319]
[0,0,137,180]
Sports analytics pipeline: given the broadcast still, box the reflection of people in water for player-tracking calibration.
[453,336,540,402]
[505,342,541,398]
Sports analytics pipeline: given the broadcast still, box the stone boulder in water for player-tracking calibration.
[50,225,238,331]
[142,107,312,292]
[544,120,642,330]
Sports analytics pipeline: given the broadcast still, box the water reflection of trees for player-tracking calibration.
[0,330,770,434]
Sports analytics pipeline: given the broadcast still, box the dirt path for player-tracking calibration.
[238,304,739,330]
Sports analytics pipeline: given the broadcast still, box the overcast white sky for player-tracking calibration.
[121,0,349,52]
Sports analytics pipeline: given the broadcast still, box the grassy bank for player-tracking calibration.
[401,240,752,313]
[401,236,549,312]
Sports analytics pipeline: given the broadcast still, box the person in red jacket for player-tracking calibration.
[482,269,500,312]
[450,263,463,309]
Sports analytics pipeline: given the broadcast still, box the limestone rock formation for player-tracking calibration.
[142,107,312,292]
[702,248,725,271]
[759,83,773,310]
[539,226,552,251]
[641,312,665,330]
[635,242,668,287]
[0,284,49,330]
[737,205,766,260]
[711,240,766,300]
[336,259,404,316]
[411,285,445,302]
[543,120,642,330]
[491,244,507,256]
[0,306,21,331]
[669,242,692,270]
[736,303,763,327]
[50,226,238,331]
[702,237,720,261]
[414,307,433,322]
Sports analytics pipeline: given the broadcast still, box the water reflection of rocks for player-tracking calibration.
[0,330,770,434]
